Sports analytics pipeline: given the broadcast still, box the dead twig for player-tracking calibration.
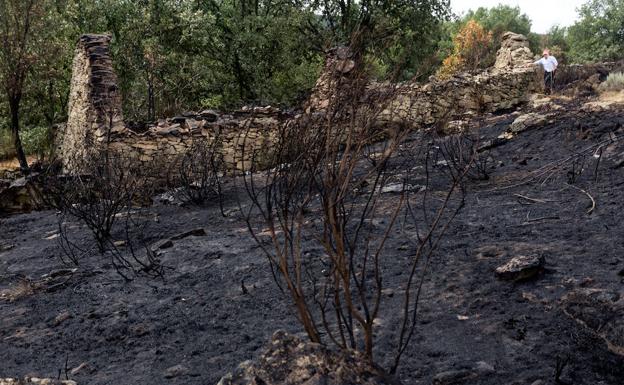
[514,193,549,204]
[567,184,596,215]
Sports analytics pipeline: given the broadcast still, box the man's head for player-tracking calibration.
[543,49,550,58]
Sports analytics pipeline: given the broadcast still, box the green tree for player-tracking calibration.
[305,0,452,80]
[542,25,569,64]
[567,0,624,63]
[0,0,66,172]
[440,5,536,69]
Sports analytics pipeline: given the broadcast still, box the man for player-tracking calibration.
[534,49,558,94]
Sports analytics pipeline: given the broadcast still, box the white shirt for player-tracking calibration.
[534,56,558,72]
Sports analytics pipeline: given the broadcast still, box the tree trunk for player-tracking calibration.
[9,96,29,174]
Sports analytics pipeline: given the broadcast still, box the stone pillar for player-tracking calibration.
[59,34,125,171]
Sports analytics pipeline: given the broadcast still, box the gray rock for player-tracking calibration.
[495,255,545,281]
[509,113,550,133]
[164,364,189,379]
[433,361,496,385]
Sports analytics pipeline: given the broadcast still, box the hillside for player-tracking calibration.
[1,90,623,385]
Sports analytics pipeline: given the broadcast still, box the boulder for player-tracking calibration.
[495,255,544,281]
[509,113,551,133]
[217,331,400,385]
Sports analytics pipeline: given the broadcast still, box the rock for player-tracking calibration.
[495,255,545,281]
[52,311,72,327]
[199,110,219,122]
[432,362,495,385]
[113,240,126,247]
[0,242,15,253]
[164,364,189,379]
[0,174,47,214]
[217,330,400,385]
[509,113,550,133]
[561,288,624,357]
[474,361,495,374]
[381,183,405,194]
[432,369,474,385]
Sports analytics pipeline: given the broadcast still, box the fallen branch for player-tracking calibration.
[514,193,548,204]
[567,184,596,215]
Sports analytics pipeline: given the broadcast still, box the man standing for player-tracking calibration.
[534,49,558,94]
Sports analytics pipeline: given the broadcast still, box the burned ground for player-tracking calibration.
[1,96,624,385]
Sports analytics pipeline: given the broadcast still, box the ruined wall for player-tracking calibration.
[57,33,594,173]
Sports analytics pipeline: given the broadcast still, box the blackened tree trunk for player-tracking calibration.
[9,96,29,174]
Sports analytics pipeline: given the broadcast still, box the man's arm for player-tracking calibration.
[552,56,558,70]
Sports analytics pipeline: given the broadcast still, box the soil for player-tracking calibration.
[1,94,624,385]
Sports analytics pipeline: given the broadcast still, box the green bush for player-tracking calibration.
[0,129,15,160]
[599,72,624,93]
[0,126,52,161]
[21,126,51,158]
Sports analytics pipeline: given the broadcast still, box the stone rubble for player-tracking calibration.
[0,379,76,385]
[217,330,400,385]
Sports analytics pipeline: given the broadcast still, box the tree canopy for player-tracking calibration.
[567,0,624,63]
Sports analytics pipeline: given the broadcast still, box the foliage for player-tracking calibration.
[0,128,13,160]
[541,26,569,64]
[567,0,624,63]
[0,0,68,172]
[0,0,452,140]
[599,72,624,93]
[19,126,52,160]
[439,5,534,69]
[438,20,492,78]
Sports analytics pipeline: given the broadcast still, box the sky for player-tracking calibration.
[450,0,587,34]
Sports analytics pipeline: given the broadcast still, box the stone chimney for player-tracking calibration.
[60,34,125,171]
[494,32,534,70]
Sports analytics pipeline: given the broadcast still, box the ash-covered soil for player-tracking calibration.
[1,95,624,385]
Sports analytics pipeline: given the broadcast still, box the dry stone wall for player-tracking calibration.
[56,33,599,174]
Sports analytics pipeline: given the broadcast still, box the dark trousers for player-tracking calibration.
[544,71,555,93]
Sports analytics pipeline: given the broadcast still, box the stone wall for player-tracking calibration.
[56,33,605,174]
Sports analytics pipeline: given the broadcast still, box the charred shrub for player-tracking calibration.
[47,148,164,279]
[178,137,224,207]
[437,132,490,182]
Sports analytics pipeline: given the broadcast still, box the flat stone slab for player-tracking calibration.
[495,255,544,281]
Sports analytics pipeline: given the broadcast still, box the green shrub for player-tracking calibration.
[0,129,15,160]
[0,126,52,161]
[599,72,624,92]
[21,126,52,159]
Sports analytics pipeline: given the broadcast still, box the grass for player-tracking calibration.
[599,72,624,93]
